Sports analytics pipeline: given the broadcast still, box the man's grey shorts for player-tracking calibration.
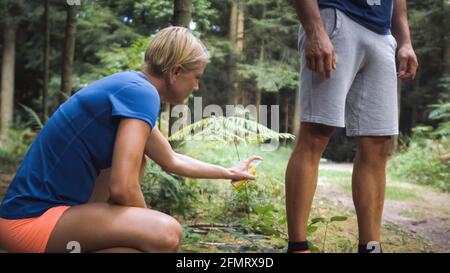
[298,8,399,136]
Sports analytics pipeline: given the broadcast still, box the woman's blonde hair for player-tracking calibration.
[144,26,209,82]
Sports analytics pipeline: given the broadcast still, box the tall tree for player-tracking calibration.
[173,0,193,27]
[42,0,50,121]
[237,0,298,133]
[60,4,78,104]
[163,0,193,137]
[1,1,21,138]
[445,1,450,77]
[228,0,245,105]
[166,0,192,135]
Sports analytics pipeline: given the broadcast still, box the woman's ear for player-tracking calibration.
[170,65,183,82]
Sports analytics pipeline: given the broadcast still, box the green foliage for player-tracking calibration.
[308,216,348,253]
[2,0,448,254]
[76,2,142,56]
[141,160,199,218]
[428,101,450,137]
[237,0,299,96]
[401,0,450,131]
[388,101,450,192]
[0,128,35,172]
[221,181,286,236]
[167,141,351,252]
[19,104,44,130]
[85,37,150,82]
[388,129,450,192]
[238,61,298,92]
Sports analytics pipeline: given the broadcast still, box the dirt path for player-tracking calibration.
[318,163,450,252]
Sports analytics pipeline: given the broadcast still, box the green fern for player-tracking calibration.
[429,102,450,120]
[429,101,450,137]
[168,116,295,144]
[20,104,44,129]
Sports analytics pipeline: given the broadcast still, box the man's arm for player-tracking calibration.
[144,127,259,181]
[392,0,419,80]
[294,0,336,79]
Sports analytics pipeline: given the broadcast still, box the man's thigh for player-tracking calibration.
[345,34,398,137]
[299,8,362,129]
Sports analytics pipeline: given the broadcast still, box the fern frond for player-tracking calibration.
[168,115,295,144]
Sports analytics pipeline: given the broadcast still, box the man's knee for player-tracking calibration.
[357,136,393,163]
[296,123,335,155]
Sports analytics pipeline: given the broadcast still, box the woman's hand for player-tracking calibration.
[227,155,263,181]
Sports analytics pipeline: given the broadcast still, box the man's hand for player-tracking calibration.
[305,29,337,79]
[294,0,336,79]
[392,0,418,81]
[396,45,418,80]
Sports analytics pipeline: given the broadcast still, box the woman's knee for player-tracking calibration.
[139,215,182,253]
[160,218,182,252]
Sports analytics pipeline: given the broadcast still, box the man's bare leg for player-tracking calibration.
[352,136,392,248]
[285,123,335,247]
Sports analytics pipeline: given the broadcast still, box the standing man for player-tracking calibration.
[286,0,418,253]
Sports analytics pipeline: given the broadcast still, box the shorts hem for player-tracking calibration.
[301,115,345,128]
[346,128,399,136]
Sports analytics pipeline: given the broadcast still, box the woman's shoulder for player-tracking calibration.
[114,71,158,95]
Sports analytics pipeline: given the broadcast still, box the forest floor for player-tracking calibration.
[0,163,448,253]
[317,163,450,252]
[179,163,449,253]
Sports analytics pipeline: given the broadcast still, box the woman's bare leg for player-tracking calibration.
[93,247,142,253]
[46,155,180,253]
[45,203,182,253]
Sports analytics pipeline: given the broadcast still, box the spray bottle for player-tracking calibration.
[230,159,262,190]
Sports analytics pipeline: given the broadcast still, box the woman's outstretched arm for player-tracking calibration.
[145,127,260,181]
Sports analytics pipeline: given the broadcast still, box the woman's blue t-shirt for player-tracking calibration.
[0,71,160,219]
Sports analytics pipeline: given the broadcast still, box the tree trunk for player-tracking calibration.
[228,0,245,105]
[236,1,245,53]
[283,91,289,133]
[391,80,402,154]
[173,0,192,27]
[293,87,300,136]
[228,0,238,106]
[255,4,265,121]
[60,5,78,104]
[293,16,301,136]
[446,5,450,77]
[1,13,17,138]
[166,0,193,137]
[229,0,238,46]
[255,89,261,118]
[42,0,50,121]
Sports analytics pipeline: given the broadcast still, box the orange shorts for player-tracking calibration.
[0,206,71,253]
